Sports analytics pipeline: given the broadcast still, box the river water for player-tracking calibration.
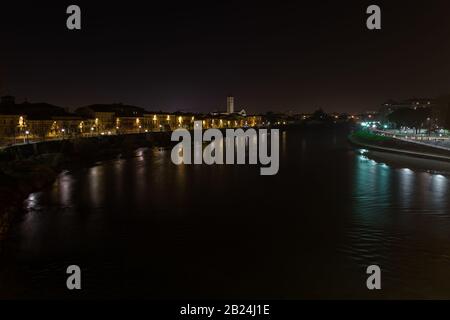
[1,127,450,299]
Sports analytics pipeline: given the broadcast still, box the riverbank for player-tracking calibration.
[0,132,174,240]
[349,130,450,161]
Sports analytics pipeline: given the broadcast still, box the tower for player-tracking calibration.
[227,95,234,114]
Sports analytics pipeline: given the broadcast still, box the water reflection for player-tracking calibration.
[281,131,287,158]
[353,152,392,224]
[114,159,125,195]
[88,165,104,208]
[426,174,448,212]
[353,150,450,219]
[4,130,450,299]
[398,168,414,209]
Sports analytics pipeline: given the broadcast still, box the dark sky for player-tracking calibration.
[1,1,450,114]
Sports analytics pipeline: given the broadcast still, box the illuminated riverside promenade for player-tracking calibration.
[367,128,450,149]
[0,114,263,147]
[0,97,264,147]
[350,127,450,163]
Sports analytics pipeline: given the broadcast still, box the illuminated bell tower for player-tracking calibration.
[227,95,234,114]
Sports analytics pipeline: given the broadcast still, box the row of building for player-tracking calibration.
[0,95,263,145]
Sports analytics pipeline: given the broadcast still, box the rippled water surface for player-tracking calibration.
[1,128,450,299]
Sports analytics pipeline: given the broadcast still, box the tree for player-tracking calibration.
[387,107,431,133]
[311,108,331,122]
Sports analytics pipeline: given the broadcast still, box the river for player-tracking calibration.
[1,127,450,299]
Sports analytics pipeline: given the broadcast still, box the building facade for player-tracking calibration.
[0,97,264,146]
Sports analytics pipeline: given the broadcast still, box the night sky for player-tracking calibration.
[1,1,450,114]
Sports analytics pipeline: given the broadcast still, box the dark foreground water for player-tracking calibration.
[1,127,450,299]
